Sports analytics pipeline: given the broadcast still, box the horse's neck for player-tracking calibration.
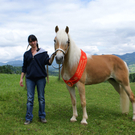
[64,38,81,69]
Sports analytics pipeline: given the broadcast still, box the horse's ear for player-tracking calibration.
[65,26,69,34]
[55,26,59,33]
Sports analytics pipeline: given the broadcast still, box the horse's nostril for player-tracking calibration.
[55,56,64,64]
[60,56,64,61]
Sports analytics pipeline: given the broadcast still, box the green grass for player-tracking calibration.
[0,74,135,135]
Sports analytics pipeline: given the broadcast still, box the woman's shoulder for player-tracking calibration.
[24,49,31,55]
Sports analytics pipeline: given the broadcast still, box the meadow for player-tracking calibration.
[0,74,135,135]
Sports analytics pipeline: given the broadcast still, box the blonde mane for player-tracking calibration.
[67,35,81,69]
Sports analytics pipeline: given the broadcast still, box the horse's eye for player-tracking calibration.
[54,39,56,43]
[67,41,70,44]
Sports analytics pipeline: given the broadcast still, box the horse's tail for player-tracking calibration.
[120,61,130,114]
[120,86,130,114]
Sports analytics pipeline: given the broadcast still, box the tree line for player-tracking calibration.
[1,65,135,82]
[0,65,21,74]
[0,65,59,76]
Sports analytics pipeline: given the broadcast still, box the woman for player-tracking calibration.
[19,34,55,125]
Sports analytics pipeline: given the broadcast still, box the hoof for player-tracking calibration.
[70,116,77,122]
[132,115,135,121]
[81,121,88,125]
[133,119,135,122]
[81,119,88,125]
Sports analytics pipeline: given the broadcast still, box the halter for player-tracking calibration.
[54,38,70,56]
[55,48,66,55]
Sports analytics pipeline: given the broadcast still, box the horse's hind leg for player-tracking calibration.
[108,78,130,114]
[66,85,78,122]
[76,82,88,125]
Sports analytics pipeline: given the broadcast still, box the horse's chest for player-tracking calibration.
[62,69,71,80]
[62,63,78,81]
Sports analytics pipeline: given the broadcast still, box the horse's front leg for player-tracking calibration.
[66,85,78,122]
[76,82,88,125]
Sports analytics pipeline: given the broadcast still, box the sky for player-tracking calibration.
[0,0,135,62]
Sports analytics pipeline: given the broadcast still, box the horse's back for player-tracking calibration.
[85,54,128,85]
[87,54,127,71]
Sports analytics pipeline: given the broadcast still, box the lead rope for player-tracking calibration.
[51,63,63,69]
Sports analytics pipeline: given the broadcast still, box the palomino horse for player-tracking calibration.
[54,26,135,125]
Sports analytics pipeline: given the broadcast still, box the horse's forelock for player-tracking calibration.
[56,29,68,45]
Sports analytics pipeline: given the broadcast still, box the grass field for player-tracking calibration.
[0,74,135,135]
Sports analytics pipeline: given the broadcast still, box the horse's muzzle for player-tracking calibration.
[55,52,64,64]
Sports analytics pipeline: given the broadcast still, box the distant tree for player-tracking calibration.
[0,65,22,74]
[0,65,12,74]
[129,73,135,82]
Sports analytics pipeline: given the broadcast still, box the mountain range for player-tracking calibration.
[0,60,23,67]
[114,52,135,65]
[0,52,135,68]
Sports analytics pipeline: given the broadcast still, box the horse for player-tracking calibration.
[53,26,135,125]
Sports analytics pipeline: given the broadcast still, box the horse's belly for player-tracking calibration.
[85,72,111,85]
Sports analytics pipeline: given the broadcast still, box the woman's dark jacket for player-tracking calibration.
[22,48,51,80]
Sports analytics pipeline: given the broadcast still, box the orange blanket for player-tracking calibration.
[62,49,87,87]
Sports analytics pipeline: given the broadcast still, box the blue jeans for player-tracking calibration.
[26,78,46,121]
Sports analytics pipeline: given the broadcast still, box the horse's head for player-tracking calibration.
[54,26,70,64]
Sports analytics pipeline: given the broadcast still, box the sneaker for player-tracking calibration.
[41,118,47,123]
[24,120,31,125]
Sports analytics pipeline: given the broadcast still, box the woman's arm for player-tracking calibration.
[20,52,27,87]
[19,72,25,87]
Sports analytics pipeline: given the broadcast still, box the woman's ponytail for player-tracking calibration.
[26,44,30,51]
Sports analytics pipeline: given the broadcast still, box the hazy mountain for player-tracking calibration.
[114,52,135,65]
[0,60,23,67]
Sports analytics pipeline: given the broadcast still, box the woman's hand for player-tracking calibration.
[20,79,24,87]
[49,52,56,64]
[19,72,25,87]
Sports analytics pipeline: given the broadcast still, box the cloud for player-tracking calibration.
[0,0,135,62]
[0,46,24,62]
